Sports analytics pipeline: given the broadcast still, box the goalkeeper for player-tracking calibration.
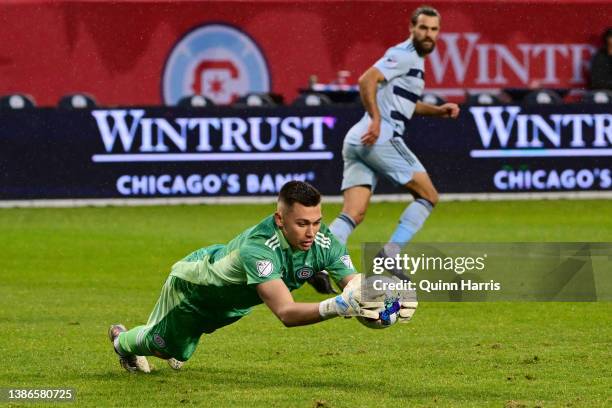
[108,181,417,373]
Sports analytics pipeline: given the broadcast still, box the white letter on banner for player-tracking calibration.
[562,115,593,148]
[303,117,328,150]
[221,118,251,152]
[493,44,531,85]
[154,118,188,152]
[190,118,220,152]
[569,44,596,84]
[250,117,277,151]
[532,45,568,84]
[429,33,480,83]
[280,117,302,151]
[117,175,131,195]
[593,115,612,147]
[470,106,520,148]
[529,115,561,147]
[92,109,144,152]
[475,44,491,84]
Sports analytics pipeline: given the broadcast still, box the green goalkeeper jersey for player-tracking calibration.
[169,215,355,320]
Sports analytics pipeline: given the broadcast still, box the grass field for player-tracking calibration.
[1,200,611,407]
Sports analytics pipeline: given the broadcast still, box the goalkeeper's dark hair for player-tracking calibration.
[278,181,321,207]
[411,5,440,26]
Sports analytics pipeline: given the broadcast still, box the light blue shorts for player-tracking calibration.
[340,138,426,191]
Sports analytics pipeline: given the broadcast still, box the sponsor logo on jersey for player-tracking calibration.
[256,260,274,277]
[340,254,354,269]
[162,23,270,106]
[296,267,314,280]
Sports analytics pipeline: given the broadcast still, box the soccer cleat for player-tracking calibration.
[167,358,184,370]
[108,324,151,373]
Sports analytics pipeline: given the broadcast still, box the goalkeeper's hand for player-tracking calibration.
[318,274,382,320]
[397,280,418,323]
[362,274,419,324]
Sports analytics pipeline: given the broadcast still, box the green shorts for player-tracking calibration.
[136,276,242,361]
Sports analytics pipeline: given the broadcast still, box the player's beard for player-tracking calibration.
[413,37,436,56]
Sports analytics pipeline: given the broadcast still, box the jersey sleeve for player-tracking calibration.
[374,48,413,82]
[241,243,283,285]
[324,233,357,283]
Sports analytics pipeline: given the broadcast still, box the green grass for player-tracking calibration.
[0,200,611,407]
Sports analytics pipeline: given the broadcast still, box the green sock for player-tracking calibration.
[117,326,150,356]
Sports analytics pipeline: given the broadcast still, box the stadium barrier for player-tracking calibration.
[1,104,610,206]
[0,1,610,106]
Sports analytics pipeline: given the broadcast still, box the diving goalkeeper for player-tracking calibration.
[108,181,417,373]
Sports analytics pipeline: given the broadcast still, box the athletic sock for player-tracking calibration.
[388,198,433,248]
[329,212,357,245]
[117,325,150,356]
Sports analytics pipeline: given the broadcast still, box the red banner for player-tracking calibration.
[0,1,609,106]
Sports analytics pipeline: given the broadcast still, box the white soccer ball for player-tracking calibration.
[356,275,402,329]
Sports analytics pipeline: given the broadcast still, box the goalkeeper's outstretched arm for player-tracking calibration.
[257,279,323,327]
[257,274,379,327]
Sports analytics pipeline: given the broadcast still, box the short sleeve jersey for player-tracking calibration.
[170,215,355,319]
[346,38,425,145]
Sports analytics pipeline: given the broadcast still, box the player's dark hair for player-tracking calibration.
[603,27,612,43]
[278,181,321,207]
[411,5,440,26]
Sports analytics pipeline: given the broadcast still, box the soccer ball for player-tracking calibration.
[356,275,402,329]
[356,298,401,329]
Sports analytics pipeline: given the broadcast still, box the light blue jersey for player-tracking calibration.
[346,39,425,145]
[340,38,427,191]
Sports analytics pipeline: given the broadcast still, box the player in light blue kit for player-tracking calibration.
[328,6,460,268]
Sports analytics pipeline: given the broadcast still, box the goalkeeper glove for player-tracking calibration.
[398,280,418,323]
[318,274,382,320]
[360,274,419,324]
[398,301,418,323]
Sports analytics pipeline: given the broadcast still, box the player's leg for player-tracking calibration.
[112,276,242,371]
[329,143,377,246]
[330,186,372,245]
[363,137,437,259]
[125,306,239,371]
[110,276,205,371]
[108,324,151,373]
[384,171,438,258]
